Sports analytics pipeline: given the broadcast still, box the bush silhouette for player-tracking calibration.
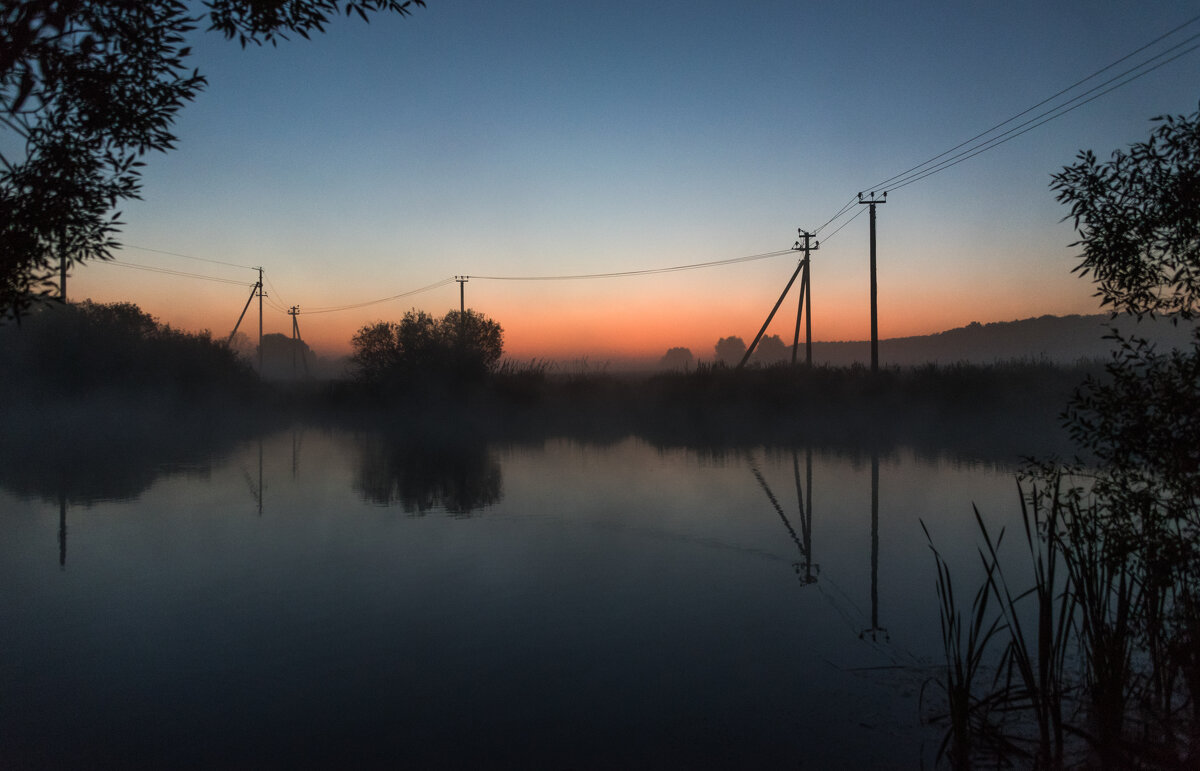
[351,308,503,389]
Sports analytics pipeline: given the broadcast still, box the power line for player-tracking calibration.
[122,243,258,272]
[864,14,1200,194]
[468,249,795,282]
[819,207,865,244]
[808,13,1200,232]
[301,278,457,314]
[101,258,254,287]
[887,38,1200,193]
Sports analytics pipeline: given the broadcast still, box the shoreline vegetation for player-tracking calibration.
[0,299,1102,463]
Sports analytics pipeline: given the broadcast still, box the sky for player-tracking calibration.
[68,0,1200,362]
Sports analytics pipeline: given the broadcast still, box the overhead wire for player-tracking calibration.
[468,248,796,282]
[863,13,1200,194]
[101,258,254,287]
[807,13,1200,236]
[122,243,259,272]
[300,277,457,314]
[818,207,866,245]
[886,38,1200,193]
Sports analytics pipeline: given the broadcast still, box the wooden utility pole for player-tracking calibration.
[791,229,818,367]
[60,253,67,302]
[256,267,265,372]
[456,276,468,313]
[857,192,886,372]
[289,306,299,376]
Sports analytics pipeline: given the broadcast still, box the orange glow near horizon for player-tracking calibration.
[72,255,1101,365]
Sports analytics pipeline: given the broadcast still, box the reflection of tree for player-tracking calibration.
[0,424,221,506]
[355,434,502,516]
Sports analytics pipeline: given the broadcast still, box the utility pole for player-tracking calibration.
[288,306,299,376]
[791,229,818,367]
[60,253,67,303]
[857,192,886,372]
[455,275,468,314]
[256,267,265,372]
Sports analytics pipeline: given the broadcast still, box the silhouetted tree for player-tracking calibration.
[350,308,504,388]
[752,334,788,365]
[714,336,746,366]
[1052,105,1200,507]
[257,332,314,379]
[659,346,693,371]
[0,299,254,396]
[1050,105,1200,759]
[0,1,426,320]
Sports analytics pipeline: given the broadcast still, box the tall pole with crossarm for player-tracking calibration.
[857,192,886,372]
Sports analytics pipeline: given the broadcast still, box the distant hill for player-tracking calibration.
[811,314,1197,367]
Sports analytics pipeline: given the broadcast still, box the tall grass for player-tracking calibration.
[925,472,1200,769]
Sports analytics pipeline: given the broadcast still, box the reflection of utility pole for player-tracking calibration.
[791,230,818,367]
[752,459,817,586]
[860,450,888,642]
[792,447,817,584]
[258,439,264,516]
[58,490,67,569]
[857,192,886,372]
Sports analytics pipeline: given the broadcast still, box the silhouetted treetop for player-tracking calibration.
[0,1,426,319]
[714,336,746,366]
[1051,104,1200,321]
[660,346,693,371]
[351,308,503,389]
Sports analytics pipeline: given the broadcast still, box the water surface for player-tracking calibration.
[1,427,1026,768]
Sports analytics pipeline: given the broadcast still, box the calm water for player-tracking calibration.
[0,427,1027,768]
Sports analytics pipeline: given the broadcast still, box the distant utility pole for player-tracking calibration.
[857,192,886,372]
[791,229,818,367]
[60,252,67,303]
[288,305,308,377]
[288,306,299,376]
[455,275,468,313]
[256,267,265,372]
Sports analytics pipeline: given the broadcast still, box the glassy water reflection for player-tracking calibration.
[0,428,1024,768]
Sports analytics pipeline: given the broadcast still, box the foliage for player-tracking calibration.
[0,299,255,397]
[926,106,1200,768]
[350,308,504,388]
[1051,105,1200,321]
[659,346,693,371]
[714,335,746,366]
[752,333,789,364]
[0,0,425,320]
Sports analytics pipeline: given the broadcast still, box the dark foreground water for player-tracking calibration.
[0,427,1027,768]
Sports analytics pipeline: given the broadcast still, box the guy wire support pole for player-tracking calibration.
[857,192,886,372]
[228,281,259,345]
[737,253,806,370]
[791,229,818,367]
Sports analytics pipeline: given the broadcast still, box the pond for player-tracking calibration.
[0,426,1031,768]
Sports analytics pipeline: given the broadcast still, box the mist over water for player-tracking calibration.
[1,425,1029,768]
